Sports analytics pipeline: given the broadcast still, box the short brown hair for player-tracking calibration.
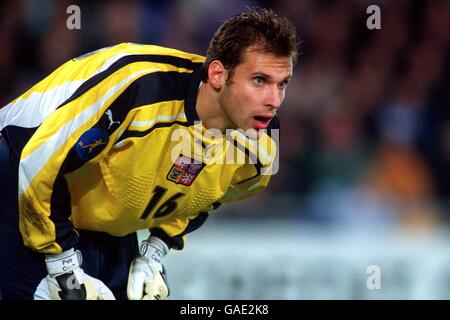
[201,8,298,82]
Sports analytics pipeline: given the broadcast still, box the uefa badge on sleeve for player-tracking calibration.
[75,127,109,161]
[166,155,205,186]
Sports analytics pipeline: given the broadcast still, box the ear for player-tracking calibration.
[208,60,227,89]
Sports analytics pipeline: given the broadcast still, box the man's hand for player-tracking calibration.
[127,237,170,300]
[34,248,115,300]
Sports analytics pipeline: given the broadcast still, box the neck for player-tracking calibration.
[195,82,228,132]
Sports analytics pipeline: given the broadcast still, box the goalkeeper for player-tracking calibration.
[0,9,297,300]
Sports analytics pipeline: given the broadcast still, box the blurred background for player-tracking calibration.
[1,0,449,299]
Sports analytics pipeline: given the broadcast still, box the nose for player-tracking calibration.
[265,85,283,110]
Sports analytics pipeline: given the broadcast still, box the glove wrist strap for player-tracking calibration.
[45,248,82,275]
[140,237,168,263]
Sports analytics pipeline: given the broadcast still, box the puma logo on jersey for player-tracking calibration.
[105,110,121,129]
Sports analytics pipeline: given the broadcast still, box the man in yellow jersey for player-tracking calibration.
[0,8,297,300]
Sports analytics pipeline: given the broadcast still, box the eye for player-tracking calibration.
[254,76,265,85]
[279,80,289,89]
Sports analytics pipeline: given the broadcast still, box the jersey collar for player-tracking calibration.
[184,65,202,124]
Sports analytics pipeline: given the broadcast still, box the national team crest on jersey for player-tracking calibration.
[167,155,205,186]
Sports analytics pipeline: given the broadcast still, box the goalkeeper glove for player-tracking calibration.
[39,248,115,300]
[127,236,170,300]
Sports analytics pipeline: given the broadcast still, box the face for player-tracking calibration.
[218,46,293,138]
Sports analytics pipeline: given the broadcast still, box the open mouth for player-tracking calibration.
[253,115,272,129]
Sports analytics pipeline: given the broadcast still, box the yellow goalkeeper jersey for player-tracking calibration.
[0,43,279,254]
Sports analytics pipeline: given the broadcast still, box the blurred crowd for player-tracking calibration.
[0,0,448,230]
